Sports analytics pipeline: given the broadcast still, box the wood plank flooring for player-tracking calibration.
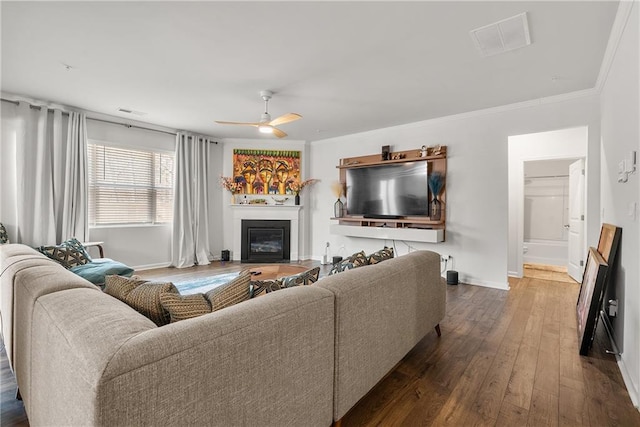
[1,262,638,426]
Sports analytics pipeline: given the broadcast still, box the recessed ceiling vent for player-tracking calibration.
[470,12,531,57]
[117,108,147,116]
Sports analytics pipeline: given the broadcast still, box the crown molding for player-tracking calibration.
[595,0,636,93]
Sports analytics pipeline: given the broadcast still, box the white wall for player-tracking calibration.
[508,126,589,277]
[310,95,600,290]
[599,1,639,406]
[220,138,310,260]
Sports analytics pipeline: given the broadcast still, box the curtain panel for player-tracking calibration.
[4,101,88,246]
[171,132,213,268]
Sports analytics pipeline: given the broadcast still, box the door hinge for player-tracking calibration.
[581,215,584,220]
[582,169,585,175]
[580,260,584,267]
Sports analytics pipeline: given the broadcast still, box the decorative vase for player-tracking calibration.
[295,193,300,205]
[334,198,344,218]
[231,194,236,204]
[429,197,441,221]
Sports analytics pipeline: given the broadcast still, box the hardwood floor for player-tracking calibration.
[2,263,638,426]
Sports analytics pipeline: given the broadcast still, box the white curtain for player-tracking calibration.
[10,101,88,246]
[61,112,89,242]
[171,132,212,268]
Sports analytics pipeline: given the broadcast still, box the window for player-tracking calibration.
[88,143,174,226]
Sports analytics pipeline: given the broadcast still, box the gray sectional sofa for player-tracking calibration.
[0,243,445,426]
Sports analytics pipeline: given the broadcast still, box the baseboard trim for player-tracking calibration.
[507,270,521,278]
[459,276,510,290]
[618,356,640,410]
[132,262,172,271]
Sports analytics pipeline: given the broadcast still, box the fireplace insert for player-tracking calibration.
[241,220,291,263]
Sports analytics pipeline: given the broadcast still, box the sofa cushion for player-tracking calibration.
[104,275,178,326]
[36,237,92,269]
[70,258,134,285]
[205,270,251,311]
[367,247,394,265]
[159,292,212,323]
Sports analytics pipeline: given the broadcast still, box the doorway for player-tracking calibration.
[522,158,583,282]
[507,126,588,280]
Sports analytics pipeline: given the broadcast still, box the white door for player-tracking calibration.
[568,159,585,282]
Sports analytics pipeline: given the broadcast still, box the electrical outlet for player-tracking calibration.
[441,255,451,262]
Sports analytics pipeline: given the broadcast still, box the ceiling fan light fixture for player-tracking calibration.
[258,125,274,134]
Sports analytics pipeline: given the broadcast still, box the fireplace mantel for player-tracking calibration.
[231,205,301,261]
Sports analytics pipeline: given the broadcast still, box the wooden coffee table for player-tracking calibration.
[248,265,310,280]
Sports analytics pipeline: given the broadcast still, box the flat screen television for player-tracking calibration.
[346,162,429,218]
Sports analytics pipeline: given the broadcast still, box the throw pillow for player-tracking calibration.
[160,293,212,323]
[281,267,321,288]
[368,247,394,265]
[251,279,283,294]
[349,250,369,268]
[0,223,9,244]
[37,237,92,269]
[328,259,355,276]
[104,275,178,326]
[70,258,134,285]
[205,270,251,311]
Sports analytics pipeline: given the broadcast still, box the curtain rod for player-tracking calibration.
[1,98,218,143]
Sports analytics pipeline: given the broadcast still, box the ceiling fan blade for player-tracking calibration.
[272,127,288,138]
[215,120,260,127]
[269,113,302,127]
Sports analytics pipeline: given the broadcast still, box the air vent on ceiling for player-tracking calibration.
[470,12,531,57]
[117,108,147,116]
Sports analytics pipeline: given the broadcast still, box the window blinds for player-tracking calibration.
[88,144,174,225]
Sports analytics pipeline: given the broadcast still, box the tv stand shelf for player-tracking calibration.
[333,146,447,243]
[331,216,444,228]
[330,222,444,243]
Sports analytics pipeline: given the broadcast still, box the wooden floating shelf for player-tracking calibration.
[337,153,445,169]
[331,216,444,228]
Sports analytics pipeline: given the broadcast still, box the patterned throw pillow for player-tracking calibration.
[368,247,394,265]
[160,293,212,323]
[37,237,92,269]
[281,267,321,288]
[0,223,9,244]
[328,259,355,276]
[349,251,369,268]
[104,275,178,326]
[205,270,252,311]
[251,279,282,295]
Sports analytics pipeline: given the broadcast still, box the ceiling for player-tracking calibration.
[1,1,619,142]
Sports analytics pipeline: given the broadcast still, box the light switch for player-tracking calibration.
[629,202,637,220]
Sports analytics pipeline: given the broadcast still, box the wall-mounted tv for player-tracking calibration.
[346,162,429,218]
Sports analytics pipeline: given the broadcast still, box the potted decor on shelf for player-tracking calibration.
[219,175,243,204]
[289,178,319,205]
[428,172,444,221]
[332,181,345,217]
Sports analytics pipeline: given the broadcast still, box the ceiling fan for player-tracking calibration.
[215,90,302,138]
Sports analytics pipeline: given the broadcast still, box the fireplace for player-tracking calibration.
[241,220,291,263]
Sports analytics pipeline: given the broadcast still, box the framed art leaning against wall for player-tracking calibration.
[576,246,608,355]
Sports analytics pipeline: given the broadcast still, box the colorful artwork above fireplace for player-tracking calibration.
[232,149,301,195]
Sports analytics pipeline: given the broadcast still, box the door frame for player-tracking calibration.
[507,127,590,279]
